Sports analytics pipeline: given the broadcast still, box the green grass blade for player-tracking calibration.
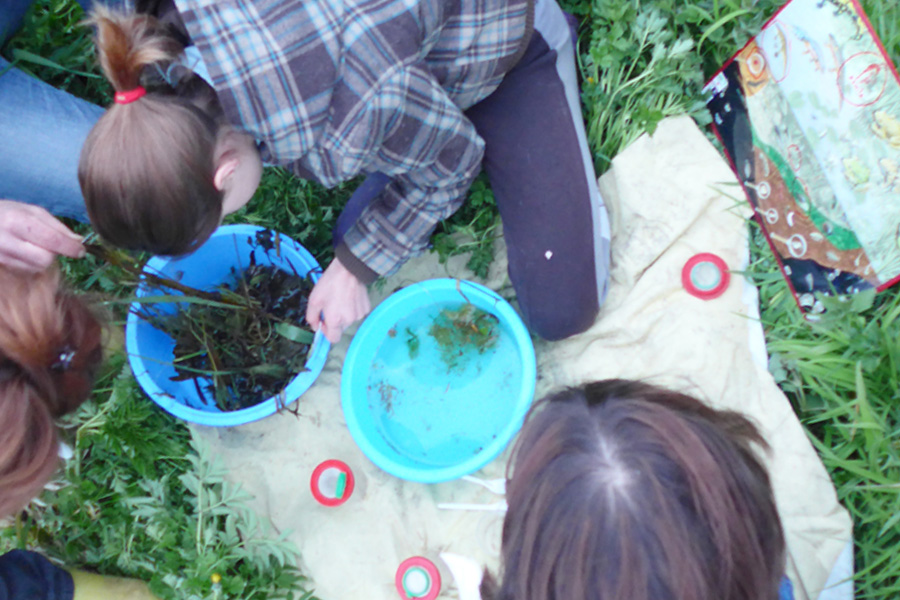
[9,48,102,78]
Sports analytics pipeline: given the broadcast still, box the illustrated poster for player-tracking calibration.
[705,0,900,315]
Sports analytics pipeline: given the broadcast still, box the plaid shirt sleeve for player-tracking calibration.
[174,0,527,280]
[302,63,485,279]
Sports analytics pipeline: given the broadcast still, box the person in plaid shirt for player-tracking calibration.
[80,0,611,342]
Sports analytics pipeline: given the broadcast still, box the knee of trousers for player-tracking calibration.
[513,273,606,341]
[519,296,599,341]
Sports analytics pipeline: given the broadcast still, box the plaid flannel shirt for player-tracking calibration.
[174,0,533,281]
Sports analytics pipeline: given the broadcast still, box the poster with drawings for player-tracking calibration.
[705,0,900,315]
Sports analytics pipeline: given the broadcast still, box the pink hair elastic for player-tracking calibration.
[114,86,147,104]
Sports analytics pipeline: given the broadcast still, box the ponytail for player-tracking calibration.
[0,267,103,518]
[80,5,225,256]
[90,4,181,94]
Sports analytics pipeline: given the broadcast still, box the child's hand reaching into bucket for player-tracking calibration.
[0,200,85,272]
[306,256,371,343]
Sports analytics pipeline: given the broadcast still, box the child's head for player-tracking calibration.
[0,267,103,518]
[484,379,785,600]
[79,6,262,256]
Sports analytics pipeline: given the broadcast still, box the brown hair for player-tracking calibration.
[0,267,103,518]
[79,5,224,256]
[483,379,785,600]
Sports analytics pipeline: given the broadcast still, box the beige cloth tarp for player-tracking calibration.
[196,116,853,600]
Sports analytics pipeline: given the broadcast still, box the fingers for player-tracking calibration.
[15,209,85,259]
[305,291,325,332]
[0,238,59,272]
[27,204,83,241]
[0,252,49,273]
[304,257,373,344]
[320,317,345,344]
[320,292,371,344]
[0,201,85,271]
[315,304,348,344]
[305,292,365,344]
[306,289,345,343]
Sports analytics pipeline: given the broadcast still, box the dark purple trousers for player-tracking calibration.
[335,0,611,340]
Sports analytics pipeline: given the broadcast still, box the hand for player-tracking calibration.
[0,200,85,272]
[306,256,371,343]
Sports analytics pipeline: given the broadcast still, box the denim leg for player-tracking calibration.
[0,0,126,221]
[0,58,101,221]
[75,0,131,12]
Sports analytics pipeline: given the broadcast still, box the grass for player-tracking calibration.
[9,356,310,600]
[572,0,785,171]
[3,0,900,597]
[748,224,900,597]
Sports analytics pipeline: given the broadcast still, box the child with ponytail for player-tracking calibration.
[79,0,612,344]
[78,2,251,258]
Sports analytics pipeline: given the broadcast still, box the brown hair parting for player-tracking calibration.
[0,267,103,518]
[79,4,225,256]
[482,379,786,600]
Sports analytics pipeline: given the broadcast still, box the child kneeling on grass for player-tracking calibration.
[482,379,790,600]
[0,266,157,600]
[79,0,611,344]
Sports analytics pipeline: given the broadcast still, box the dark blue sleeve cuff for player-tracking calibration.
[0,550,74,600]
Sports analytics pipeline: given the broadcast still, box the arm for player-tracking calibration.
[305,65,484,342]
[335,65,484,280]
[305,255,371,343]
[0,201,85,272]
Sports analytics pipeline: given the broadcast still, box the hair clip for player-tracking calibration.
[51,347,76,372]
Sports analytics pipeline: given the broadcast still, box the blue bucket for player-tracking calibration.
[341,279,536,482]
[125,224,330,427]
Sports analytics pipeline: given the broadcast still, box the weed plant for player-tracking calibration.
[429,304,500,370]
[138,262,316,412]
[572,0,782,172]
[748,225,900,598]
[4,356,311,600]
[4,0,900,596]
[1,0,108,102]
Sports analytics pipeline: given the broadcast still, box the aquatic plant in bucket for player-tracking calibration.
[125,225,330,427]
[341,279,536,483]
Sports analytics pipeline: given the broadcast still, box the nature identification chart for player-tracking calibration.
[705,0,900,314]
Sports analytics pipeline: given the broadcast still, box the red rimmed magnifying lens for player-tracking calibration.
[395,556,441,600]
[682,253,731,300]
[310,459,356,507]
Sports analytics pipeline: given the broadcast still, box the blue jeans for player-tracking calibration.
[0,0,110,221]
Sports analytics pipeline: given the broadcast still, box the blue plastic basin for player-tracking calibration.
[342,279,536,482]
[125,224,330,427]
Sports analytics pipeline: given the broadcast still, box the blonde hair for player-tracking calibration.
[79,5,224,256]
[0,267,103,518]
